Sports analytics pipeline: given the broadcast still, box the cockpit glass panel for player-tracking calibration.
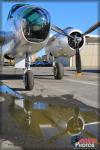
[22,8,50,42]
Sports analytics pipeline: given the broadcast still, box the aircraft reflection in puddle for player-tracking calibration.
[9,97,100,143]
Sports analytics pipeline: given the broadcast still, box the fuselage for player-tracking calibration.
[2,4,85,60]
[2,4,51,58]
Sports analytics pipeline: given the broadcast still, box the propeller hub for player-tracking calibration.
[75,37,82,43]
[68,31,84,49]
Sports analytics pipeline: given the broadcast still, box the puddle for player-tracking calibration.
[9,96,100,142]
[0,83,100,148]
[33,102,48,110]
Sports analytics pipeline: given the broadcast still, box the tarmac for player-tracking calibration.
[0,66,100,150]
[1,66,99,108]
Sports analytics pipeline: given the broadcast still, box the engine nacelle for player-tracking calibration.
[3,4,51,57]
[46,27,85,57]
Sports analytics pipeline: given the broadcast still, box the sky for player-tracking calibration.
[1,0,99,56]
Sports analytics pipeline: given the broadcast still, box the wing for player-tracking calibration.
[85,35,100,44]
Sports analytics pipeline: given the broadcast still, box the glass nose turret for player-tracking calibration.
[22,7,50,42]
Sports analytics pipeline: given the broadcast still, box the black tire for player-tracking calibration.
[54,62,64,79]
[25,70,34,90]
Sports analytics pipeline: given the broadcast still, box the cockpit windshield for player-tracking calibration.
[22,7,50,42]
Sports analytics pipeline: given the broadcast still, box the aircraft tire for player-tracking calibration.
[25,70,34,90]
[54,62,64,79]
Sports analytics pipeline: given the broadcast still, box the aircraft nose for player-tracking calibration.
[22,7,51,43]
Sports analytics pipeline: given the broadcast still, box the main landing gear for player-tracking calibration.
[24,52,34,90]
[52,57,64,80]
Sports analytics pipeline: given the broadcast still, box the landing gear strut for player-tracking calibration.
[52,57,64,80]
[24,52,34,90]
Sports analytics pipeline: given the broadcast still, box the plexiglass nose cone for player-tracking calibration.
[22,7,50,42]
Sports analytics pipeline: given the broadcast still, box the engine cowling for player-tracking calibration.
[64,27,84,50]
[46,28,85,57]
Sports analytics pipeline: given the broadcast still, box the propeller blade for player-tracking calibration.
[82,22,100,36]
[51,24,65,35]
[75,47,82,73]
[51,24,73,39]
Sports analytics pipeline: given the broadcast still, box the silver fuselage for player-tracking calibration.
[2,5,85,59]
[2,5,50,58]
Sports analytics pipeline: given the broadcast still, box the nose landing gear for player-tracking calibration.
[24,52,34,90]
[24,70,34,90]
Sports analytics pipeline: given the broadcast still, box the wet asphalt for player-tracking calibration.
[0,66,100,150]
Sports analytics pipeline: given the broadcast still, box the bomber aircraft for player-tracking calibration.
[0,4,100,90]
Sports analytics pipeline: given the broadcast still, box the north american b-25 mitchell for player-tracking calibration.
[0,4,100,90]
